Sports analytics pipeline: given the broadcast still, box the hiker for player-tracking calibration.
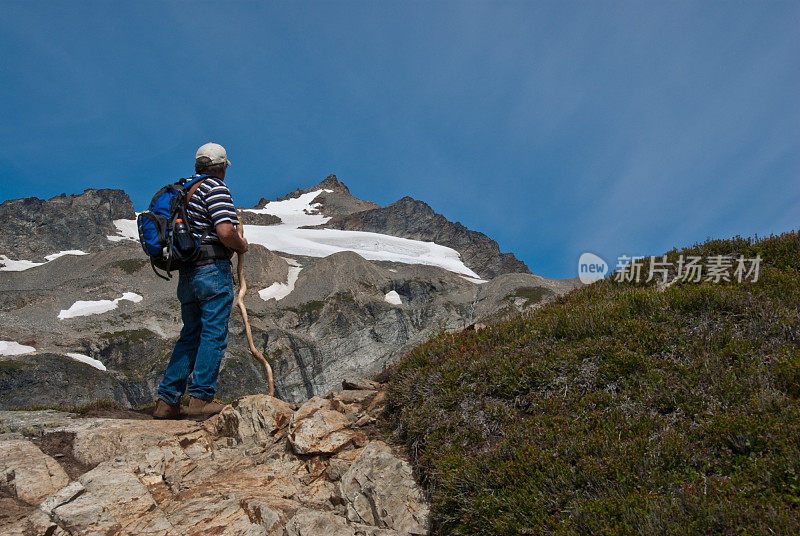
[153,142,248,419]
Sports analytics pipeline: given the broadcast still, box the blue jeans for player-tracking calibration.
[157,259,234,405]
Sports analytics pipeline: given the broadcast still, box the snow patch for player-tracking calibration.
[107,219,139,242]
[460,274,489,284]
[241,187,480,278]
[45,250,88,261]
[0,250,88,271]
[0,341,36,356]
[0,256,44,271]
[384,290,402,305]
[280,256,302,267]
[259,266,302,302]
[143,318,168,338]
[58,292,143,320]
[243,189,333,227]
[245,226,481,278]
[65,352,107,371]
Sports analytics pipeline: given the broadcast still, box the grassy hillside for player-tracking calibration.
[385,232,800,535]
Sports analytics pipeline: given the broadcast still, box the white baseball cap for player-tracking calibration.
[195,142,231,167]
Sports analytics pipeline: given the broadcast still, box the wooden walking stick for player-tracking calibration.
[236,217,275,397]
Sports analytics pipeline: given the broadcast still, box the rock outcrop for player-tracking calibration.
[0,180,581,408]
[0,189,135,260]
[265,175,380,220]
[0,440,70,505]
[319,196,530,279]
[1,380,430,535]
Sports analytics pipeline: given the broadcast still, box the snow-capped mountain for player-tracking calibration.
[0,175,580,408]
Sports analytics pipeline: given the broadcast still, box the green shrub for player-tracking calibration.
[109,258,147,274]
[386,231,800,535]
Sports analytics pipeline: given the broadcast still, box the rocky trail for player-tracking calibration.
[1,379,429,536]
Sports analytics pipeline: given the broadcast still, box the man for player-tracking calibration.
[153,142,248,420]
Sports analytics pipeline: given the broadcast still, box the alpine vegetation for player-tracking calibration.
[386,231,800,535]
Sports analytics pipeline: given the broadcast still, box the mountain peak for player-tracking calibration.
[275,174,350,203]
[319,174,343,189]
[265,174,379,219]
[310,174,353,196]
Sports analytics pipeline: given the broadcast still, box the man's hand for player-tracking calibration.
[216,222,249,254]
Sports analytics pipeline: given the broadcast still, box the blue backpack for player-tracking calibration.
[137,175,211,279]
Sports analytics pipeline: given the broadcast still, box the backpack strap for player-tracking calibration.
[184,174,210,203]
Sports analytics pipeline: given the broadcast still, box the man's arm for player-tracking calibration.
[216,222,248,254]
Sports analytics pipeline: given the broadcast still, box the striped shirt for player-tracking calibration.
[181,175,239,244]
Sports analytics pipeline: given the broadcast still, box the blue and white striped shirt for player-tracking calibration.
[181,176,239,244]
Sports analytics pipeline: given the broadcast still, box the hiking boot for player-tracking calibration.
[153,398,181,420]
[184,396,225,420]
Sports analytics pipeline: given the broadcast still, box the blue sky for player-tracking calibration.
[1,1,797,278]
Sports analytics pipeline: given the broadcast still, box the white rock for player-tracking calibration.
[384,291,402,305]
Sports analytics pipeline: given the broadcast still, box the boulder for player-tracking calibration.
[209,394,294,449]
[0,439,69,505]
[3,508,69,536]
[340,441,430,535]
[289,397,366,455]
[42,464,172,535]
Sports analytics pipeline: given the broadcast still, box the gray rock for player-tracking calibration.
[473,272,584,319]
[0,354,129,410]
[0,188,135,261]
[238,211,282,226]
[234,243,290,290]
[342,378,382,391]
[286,509,357,536]
[269,174,379,220]
[319,196,530,279]
[0,409,77,436]
[340,441,430,535]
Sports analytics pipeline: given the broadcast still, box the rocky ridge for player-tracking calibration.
[0,189,135,261]
[1,379,430,536]
[265,175,380,219]
[318,196,530,279]
[0,176,582,408]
